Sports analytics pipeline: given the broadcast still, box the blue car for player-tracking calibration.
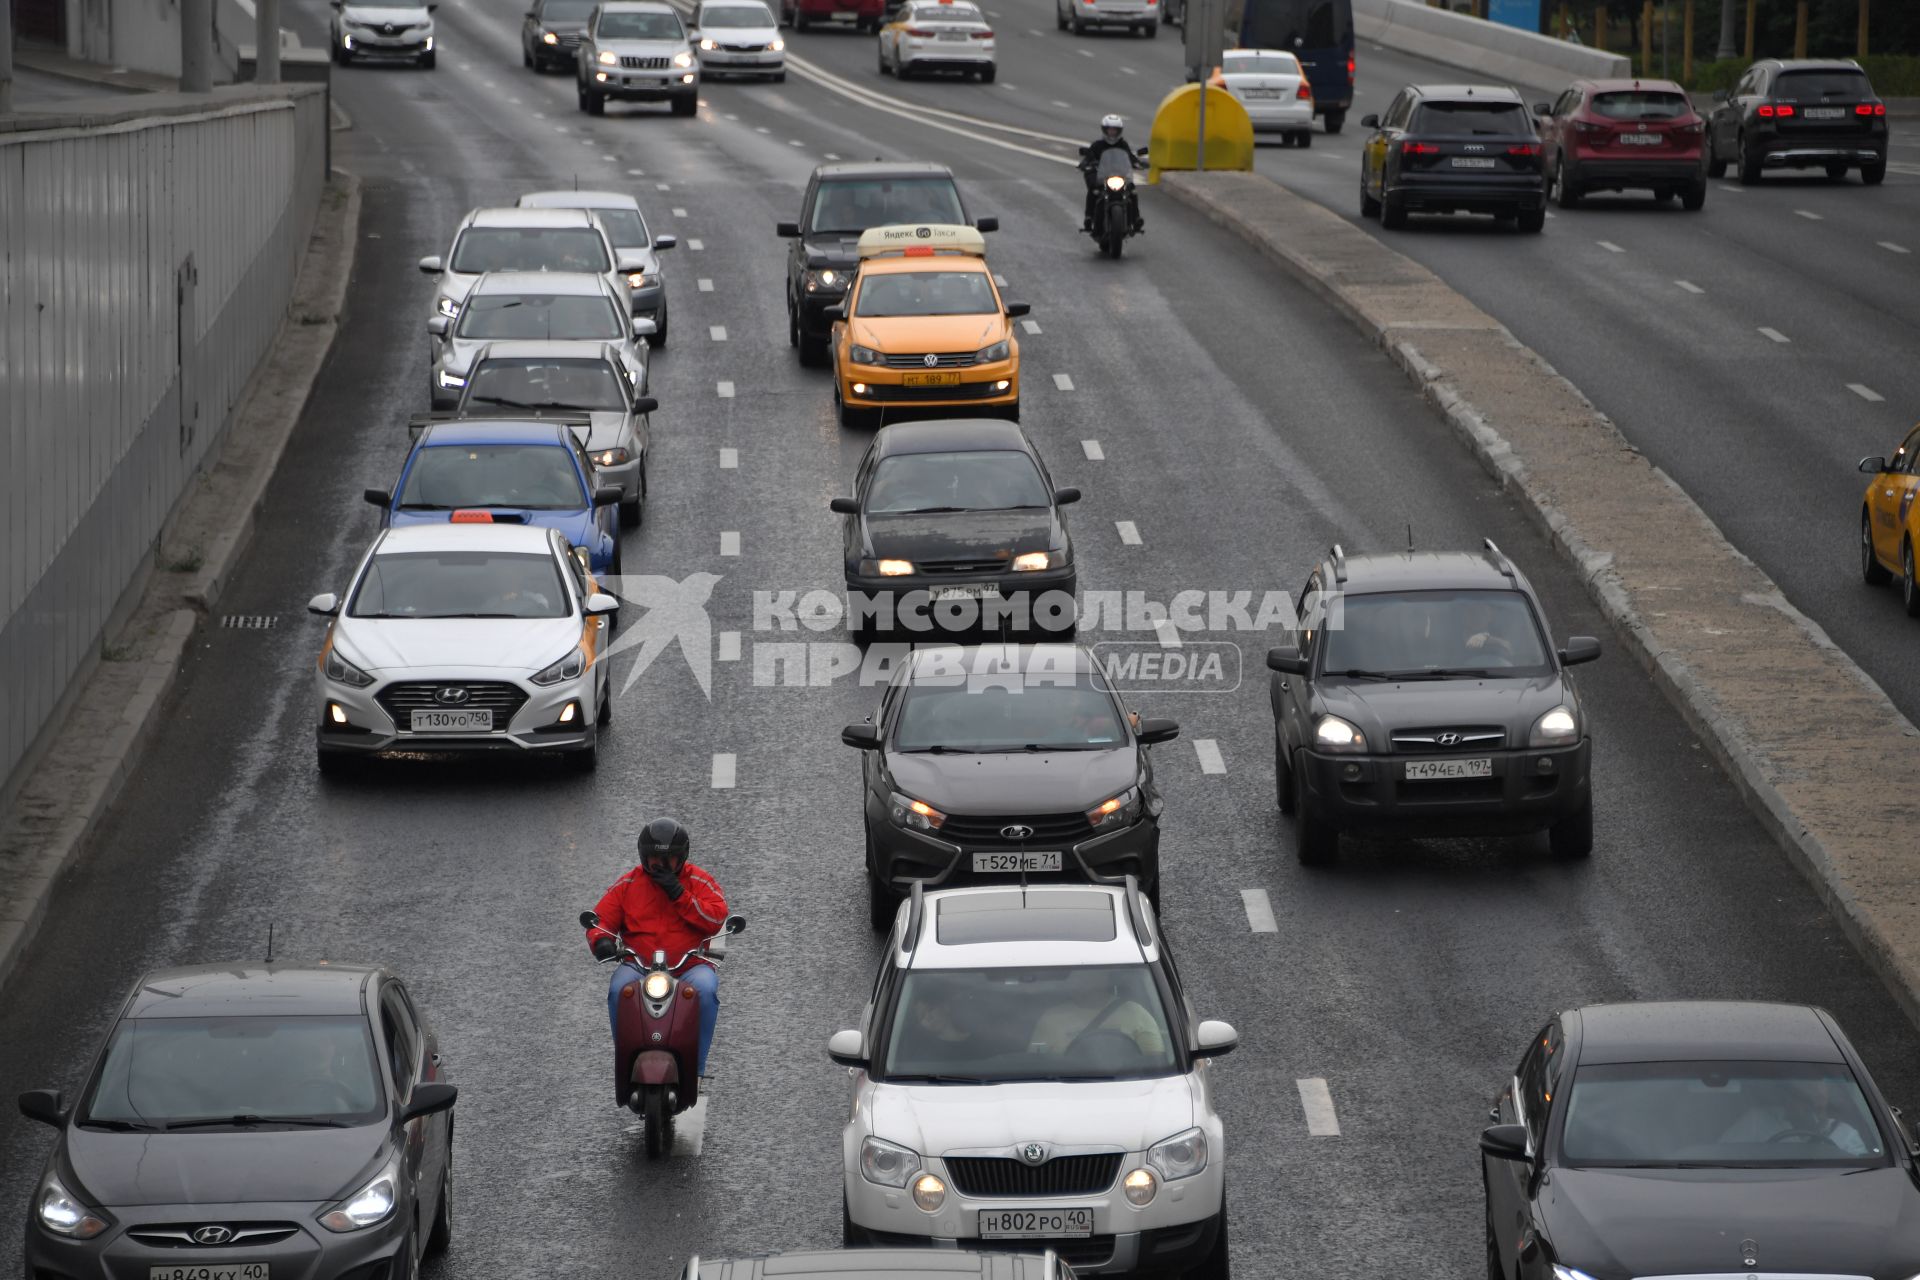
[366,419,623,575]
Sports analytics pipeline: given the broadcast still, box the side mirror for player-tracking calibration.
[842,723,882,749]
[724,915,747,935]
[525,8,536,16]
[1557,636,1602,666]
[426,315,450,337]
[580,910,600,928]
[1194,1019,1239,1057]
[1266,645,1308,675]
[1136,145,1150,156]
[1860,455,1888,475]
[1532,101,1551,116]
[1053,486,1081,506]
[776,219,800,238]
[828,1029,868,1068]
[632,316,658,337]
[1479,1123,1531,1162]
[822,303,846,321]
[17,1089,65,1128]
[974,216,999,233]
[632,395,659,414]
[307,593,340,617]
[591,485,621,507]
[1360,113,1379,128]
[1135,717,1179,746]
[585,592,621,616]
[363,488,391,509]
[654,234,678,250]
[417,255,444,274]
[401,1082,458,1123]
[829,496,861,515]
[1004,301,1031,319]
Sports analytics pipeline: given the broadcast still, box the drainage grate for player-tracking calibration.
[221,615,280,630]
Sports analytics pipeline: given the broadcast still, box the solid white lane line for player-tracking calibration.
[1674,280,1705,294]
[717,631,741,661]
[1115,520,1141,545]
[710,753,737,787]
[1758,327,1790,343]
[1794,209,1823,220]
[689,239,705,250]
[781,53,1078,164]
[720,531,741,556]
[1241,888,1278,933]
[1880,241,1912,254]
[1081,439,1104,460]
[717,380,735,397]
[673,206,688,217]
[719,447,738,468]
[1597,240,1625,253]
[710,325,728,341]
[1849,384,1885,403]
[1152,618,1182,649]
[1021,318,1041,334]
[1193,739,1226,774]
[1052,372,1075,391]
[697,277,714,291]
[1297,1078,1340,1136]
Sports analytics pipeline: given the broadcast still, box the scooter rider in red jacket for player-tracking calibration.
[585,818,729,1075]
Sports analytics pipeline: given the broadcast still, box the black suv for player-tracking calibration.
[522,0,594,70]
[1265,541,1601,863]
[1706,58,1888,185]
[777,162,996,365]
[1359,84,1547,231]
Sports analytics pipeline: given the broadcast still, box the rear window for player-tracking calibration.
[1223,53,1300,74]
[1774,69,1873,100]
[449,227,610,274]
[1412,100,1533,134]
[1590,90,1690,120]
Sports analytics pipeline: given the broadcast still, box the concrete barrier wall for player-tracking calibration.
[0,86,327,800]
[1355,0,1629,93]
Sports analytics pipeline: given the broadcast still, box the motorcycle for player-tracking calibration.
[1079,144,1150,259]
[581,908,747,1158]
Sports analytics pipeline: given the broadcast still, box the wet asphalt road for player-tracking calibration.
[5,6,1920,1278]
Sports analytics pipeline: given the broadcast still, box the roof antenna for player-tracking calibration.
[265,923,275,965]
[1406,522,1414,553]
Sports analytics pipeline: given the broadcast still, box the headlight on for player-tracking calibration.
[888,791,946,832]
[859,1136,921,1188]
[595,448,631,467]
[530,646,587,687]
[1105,174,1127,191]
[911,1173,946,1212]
[1122,1167,1156,1206]
[1086,786,1142,830]
[1145,1127,1208,1181]
[875,559,914,577]
[542,29,558,42]
[672,49,694,66]
[1529,705,1578,747]
[1313,715,1367,753]
[1550,1268,1599,1280]
[770,36,785,49]
[318,1154,400,1232]
[848,343,884,366]
[805,268,842,292]
[435,368,466,390]
[598,48,619,63]
[626,270,651,289]
[976,338,1010,363]
[37,1178,110,1240]
[699,36,717,48]
[323,648,375,688]
[435,296,460,319]
[642,969,674,1000]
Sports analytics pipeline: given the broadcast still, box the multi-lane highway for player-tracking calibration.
[3,4,1918,1277]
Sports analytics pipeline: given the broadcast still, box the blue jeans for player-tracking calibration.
[608,962,720,1076]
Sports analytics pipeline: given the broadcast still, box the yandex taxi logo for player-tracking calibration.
[855,223,988,258]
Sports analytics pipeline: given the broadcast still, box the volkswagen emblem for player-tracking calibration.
[1437,731,1460,746]
[923,353,939,368]
[1017,1141,1048,1165]
[1001,824,1034,840]
[191,1226,233,1245]
[435,686,470,706]
[915,225,932,239]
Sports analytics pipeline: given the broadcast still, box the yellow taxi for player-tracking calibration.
[829,223,1028,428]
[1860,423,1920,612]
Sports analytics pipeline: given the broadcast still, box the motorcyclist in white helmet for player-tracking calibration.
[1081,113,1147,233]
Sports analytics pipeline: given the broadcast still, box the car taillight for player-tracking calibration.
[1675,120,1703,135]
[1857,102,1886,116]
[1346,52,1354,80]
[1296,80,1311,99]
[1506,142,1541,157]
[1756,102,1795,118]
[905,25,933,34]
[1401,141,1440,155]
[1572,118,1605,134]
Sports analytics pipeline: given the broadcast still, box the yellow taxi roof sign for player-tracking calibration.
[855,223,987,259]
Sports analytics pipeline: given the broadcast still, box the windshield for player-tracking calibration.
[1318,589,1552,677]
[1774,69,1873,99]
[456,292,624,341]
[1412,101,1533,134]
[1096,148,1136,179]
[585,207,647,247]
[868,452,1048,513]
[398,443,589,510]
[541,0,596,17]
[597,10,684,38]
[1237,0,1350,49]
[465,359,628,411]
[83,1016,383,1129]
[1590,90,1690,120]
[350,550,570,619]
[895,677,1126,751]
[449,227,610,274]
[808,177,966,235]
[1563,1061,1888,1167]
[883,966,1177,1083]
[700,3,774,23]
[1223,52,1299,74]
[856,270,997,318]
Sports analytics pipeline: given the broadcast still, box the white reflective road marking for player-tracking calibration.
[994,274,1008,286]
[1719,184,1743,193]
[1021,319,1041,334]
[1881,242,1911,254]
[789,139,805,147]
[1193,739,1226,774]
[720,531,741,556]
[1297,1078,1340,1135]
[825,152,841,160]
[658,182,673,190]
[698,278,714,292]
[1119,65,1136,75]
[689,239,705,250]
[719,447,738,468]
[1758,327,1790,343]
[756,125,770,133]
[1596,240,1624,253]
[718,632,741,661]
[603,155,618,162]
[1051,99,1073,109]
[710,325,728,341]
[1240,888,1278,933]
[1052,372,1075,391]
[711,753,737,787]
[673,207,688,217]
[1077,48,1093,56]
[555,125,569,132]
[1674,280,1704,294]
[672,1097,709,1156]
[628,168,647,175]
[1116,520,1141,545]
[1081,439,1104,460]
[1794,209,1823,220]
[1849,384,1885,403]
[717,380,735,398]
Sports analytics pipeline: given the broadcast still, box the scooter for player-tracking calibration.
[581,909,747,1158]
[1079,145,1151,259]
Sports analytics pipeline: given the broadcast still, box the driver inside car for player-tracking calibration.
[1027,971,1164,1059]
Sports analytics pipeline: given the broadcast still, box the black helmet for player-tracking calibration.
[638,817,691,874]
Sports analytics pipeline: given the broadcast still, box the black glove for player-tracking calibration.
[592,936,618,961]
[648,864,685,900]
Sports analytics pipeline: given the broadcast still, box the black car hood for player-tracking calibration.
[886,747,1136,816]
[1317,673,1565,743]
[65,1126,387,1207]
[803,234,864,269]
[861,510,1053,565]
[542,18,585,30]
[1541,1165,1920,1279]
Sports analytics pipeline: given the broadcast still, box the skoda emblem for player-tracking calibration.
[192,1226,233,1245]
[915,225,932,239]
[1437,732,1460,746]
[1017,1141,1048,1165]
[1001,824,1034,840]
[435,686,470,706]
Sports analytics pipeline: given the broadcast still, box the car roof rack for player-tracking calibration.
[1121,874,1156,956]
[1329,543,1348,584]
[1482,537,1518,581]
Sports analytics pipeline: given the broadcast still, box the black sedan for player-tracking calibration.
[1482,1000,1920,1280]
[20,964,457,1280]
[841,643,1178,927]
[1360,83,1548,232]
[831,419,1079,645]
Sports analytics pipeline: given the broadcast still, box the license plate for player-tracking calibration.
[1618,133,1661,145]
[901,370,962,387]
[972,850,1063,873]
[410,708,494,733]
[1405,758,1492,780]
[931,583,1001,601]
[937,29,967,38]
[151,1266,269,1280]
[979,1207,1093,1238]
[1242,88,1280,99]
[1450,157,1497,168]
[832,8,857,15]
[1803,106,1846,119]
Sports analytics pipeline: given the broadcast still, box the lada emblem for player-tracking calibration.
[1017,1141,1048,1165]
[435,686,470,706]
[1001,824,1034,840]
[192,1226,233,1245]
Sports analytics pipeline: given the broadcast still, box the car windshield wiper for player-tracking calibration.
[1394,667,1500,679]
[979,742,1106,753]
[163,1115,351,1130]
[1323,668,1395,680]
[882,506,972,515]
[78,1118,163,1132]
[429,612,529,619]
[884,1074,986,1085]
[898,744,984,754]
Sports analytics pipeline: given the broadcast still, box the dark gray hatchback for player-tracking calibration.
[20,965,456,1280]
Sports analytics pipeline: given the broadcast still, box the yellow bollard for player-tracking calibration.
[1146,83,1255,180]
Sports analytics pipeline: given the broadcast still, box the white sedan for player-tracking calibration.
[878,0,994,82]
[1213,49,1314,145]
[691,0,785,80]
[309,524,618,773]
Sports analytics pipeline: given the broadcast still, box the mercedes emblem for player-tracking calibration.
[191,1226,234,1245]
[1017,1141,1048,1165]
[1740,1239,1758,1268]
[434,686,470,706]
[1001,824,1034,840]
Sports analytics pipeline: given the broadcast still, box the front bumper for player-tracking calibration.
[25,1198,410,1280]
[698,47,784,70]
[841,361,1019,411]
[316,665,600,756]
[867,807,1155,891]
[1388,174,1545,214]
[585,68,699,100]
[845,566,1076,638]
[592,454,642,500]
[1298,738,1590,835]
[342,30,433,56]
[627,279,666,320]
[1069,0,1155,23]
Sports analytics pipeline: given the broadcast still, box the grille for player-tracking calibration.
[918,557,1009,575]
[945,1153,1122,1198]
[1390,726,1505,752]
[722,41,769,50]
[881,351,979,369]
[127,1224,300,1248]
[377,681,528,728]
[620,53,669,68]
[866,382,1006,403]
[941,811,1092,848]
[1051,1236,1117,1269]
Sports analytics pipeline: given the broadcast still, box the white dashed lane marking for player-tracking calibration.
[1192,739,1226,774]
[673,207,688,217]
[717,380,735,398]
[710,325,728,341]
[1021,319,1041,334]
[1596,240,1625,253]
[627,167,647,175]
[1119,65,1136,75]
[1674,280,1704,294]
[719,447,738,468]
[1241,888,1278,933]
[1115,520,1141,545]
[1297,1078,1340,1136]
[1051,99,1073,109]
[697,278,714,292]
[1081,439,1104,460]
[689,239,705,250]
[720,531,741,556]
[710,753,737,788]
[993,273,1008,286]
[1758,327,1790,343]
[1881,241,1911,254]
[825,152,842,160]
[1794,209,1823,220]
[602,154,618,162]
[1850,384,1885,403]
[1052,372,1075,391]
[657,182,672,191]
[1077,47,1093,56]
[718,632,741,661]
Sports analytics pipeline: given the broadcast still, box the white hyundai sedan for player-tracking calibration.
[309,524,618,774]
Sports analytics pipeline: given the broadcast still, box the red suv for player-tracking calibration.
[1534,78,1708,210]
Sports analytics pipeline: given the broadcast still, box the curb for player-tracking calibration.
[1160,170,1920,1028]
[0,171,362,995]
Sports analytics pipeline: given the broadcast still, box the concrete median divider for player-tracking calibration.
[1353,0,1627,91]
[1161,168,1920,1024]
